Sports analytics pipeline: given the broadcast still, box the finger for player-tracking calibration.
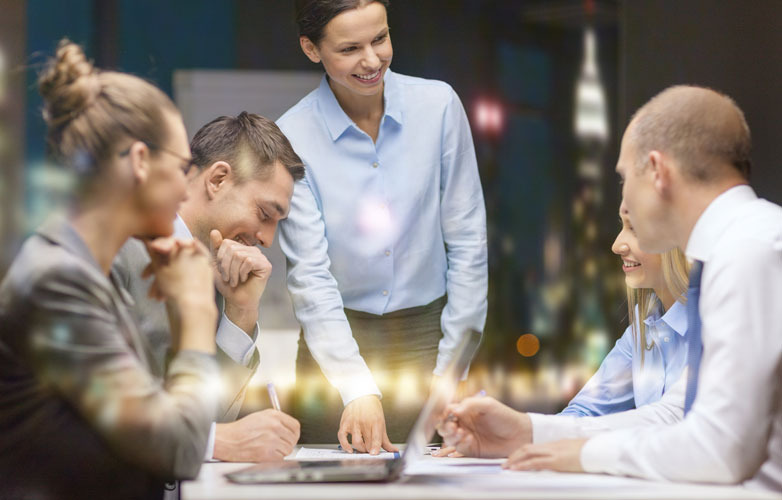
[277,412,301,438]
[228,252,243,288]
[454,432,476,456]
[209,229,223,255]
[431,445,455,457]
[381,431,398,453]
[368,421,382,455]
[351,424,367,453]
[337,426,352,454]
[238,257,255,283]
[432,445,461,457]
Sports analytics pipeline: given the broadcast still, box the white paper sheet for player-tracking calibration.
[293,447,400,461]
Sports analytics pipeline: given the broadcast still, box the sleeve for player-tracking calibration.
[529,372,685,444]
[279,174,381,405]
[581,242,782,483]
[559,325,636,417]
[113,240,257,422]
[28,268,220,480]
[435,89,489,376]
[212,313,260,421]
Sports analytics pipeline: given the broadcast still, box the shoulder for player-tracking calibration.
[3,235,109,311]
[277,86,322,131]
[392,71,459,109]
[713,197,782,262]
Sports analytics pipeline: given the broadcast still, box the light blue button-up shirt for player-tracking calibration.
[277,70,488,404]
[560,299,688,417]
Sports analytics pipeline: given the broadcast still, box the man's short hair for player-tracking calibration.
[629,85,752,181]
[190,112,305,182]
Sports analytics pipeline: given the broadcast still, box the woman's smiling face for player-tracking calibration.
[304,1,393,99]
[612,202,664,290]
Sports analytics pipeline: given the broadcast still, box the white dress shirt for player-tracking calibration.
[277,70,488,405]
[173,215,261,460]
[580,185,782,491]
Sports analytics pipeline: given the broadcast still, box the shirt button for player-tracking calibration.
[382,290,389,296]
[372,162,379,168]
[385,250,391,256]
[664,337,670,343]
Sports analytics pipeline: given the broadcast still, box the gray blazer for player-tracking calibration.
[0,218,219,499]
[112,236,259,422]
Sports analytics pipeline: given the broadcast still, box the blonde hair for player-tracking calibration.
[38,39,177,181]
[626,247,690,365]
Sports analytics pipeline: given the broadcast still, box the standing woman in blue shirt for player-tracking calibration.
[278,0,487,452]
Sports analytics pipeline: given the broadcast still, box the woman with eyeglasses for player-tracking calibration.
[277,0,487,452]
[0,40,218,499]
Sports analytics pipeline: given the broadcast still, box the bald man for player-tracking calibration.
[438,86,782,491]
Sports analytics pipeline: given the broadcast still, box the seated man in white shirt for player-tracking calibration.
[112,112,304,462]
[439,86,782,492]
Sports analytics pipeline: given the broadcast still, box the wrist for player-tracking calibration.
[223,303,259,335]
[212,423,232,460]
[514,412,533,448]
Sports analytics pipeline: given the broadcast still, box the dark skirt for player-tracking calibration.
[293,296,446,444]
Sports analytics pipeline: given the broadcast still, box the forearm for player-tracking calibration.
[223,302,259,336]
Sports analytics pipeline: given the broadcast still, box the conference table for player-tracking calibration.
[182,446,781,500]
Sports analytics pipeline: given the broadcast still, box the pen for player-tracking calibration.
[267,382,281,411]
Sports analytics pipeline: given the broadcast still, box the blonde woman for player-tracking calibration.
[435,201,690,456]
[0,40,218,498]
[559,202,690,416]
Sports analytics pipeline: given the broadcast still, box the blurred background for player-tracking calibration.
[1,0,781,415]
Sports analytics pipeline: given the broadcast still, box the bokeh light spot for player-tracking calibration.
[516,333,540,357]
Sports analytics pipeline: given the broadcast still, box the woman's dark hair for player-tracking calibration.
[295,0,389,46]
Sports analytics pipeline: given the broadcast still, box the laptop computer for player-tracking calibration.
[225,329,481,484]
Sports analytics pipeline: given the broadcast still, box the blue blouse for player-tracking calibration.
[276,70,488,403]
[561,299,689,416]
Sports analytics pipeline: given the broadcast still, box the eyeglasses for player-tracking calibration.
[119,141,198,175]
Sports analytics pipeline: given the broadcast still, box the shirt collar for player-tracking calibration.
[173,214,194,240]
[642,298,687,337]
[686,184,756,262]
[316,69,403,142]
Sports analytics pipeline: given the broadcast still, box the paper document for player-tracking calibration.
[404,457,505,476]
[293,447,400,461]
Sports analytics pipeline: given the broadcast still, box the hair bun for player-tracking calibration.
[38,39,101,127]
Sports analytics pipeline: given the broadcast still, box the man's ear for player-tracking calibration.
[128,141,151,185]
[300,36,321,64]
[648,150,672,198]
[204,161,233,200]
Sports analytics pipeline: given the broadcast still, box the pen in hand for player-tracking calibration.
[267,382,281,411]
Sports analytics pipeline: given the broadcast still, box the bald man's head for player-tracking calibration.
[627,85,752,182]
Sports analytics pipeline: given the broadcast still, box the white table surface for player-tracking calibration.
[182,454,781,500]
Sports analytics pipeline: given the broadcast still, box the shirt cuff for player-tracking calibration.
[528,413,580,443]
[204,421,217,461]
[580,432,624,474]
[337,377,382,407]
[215,312,259,366]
